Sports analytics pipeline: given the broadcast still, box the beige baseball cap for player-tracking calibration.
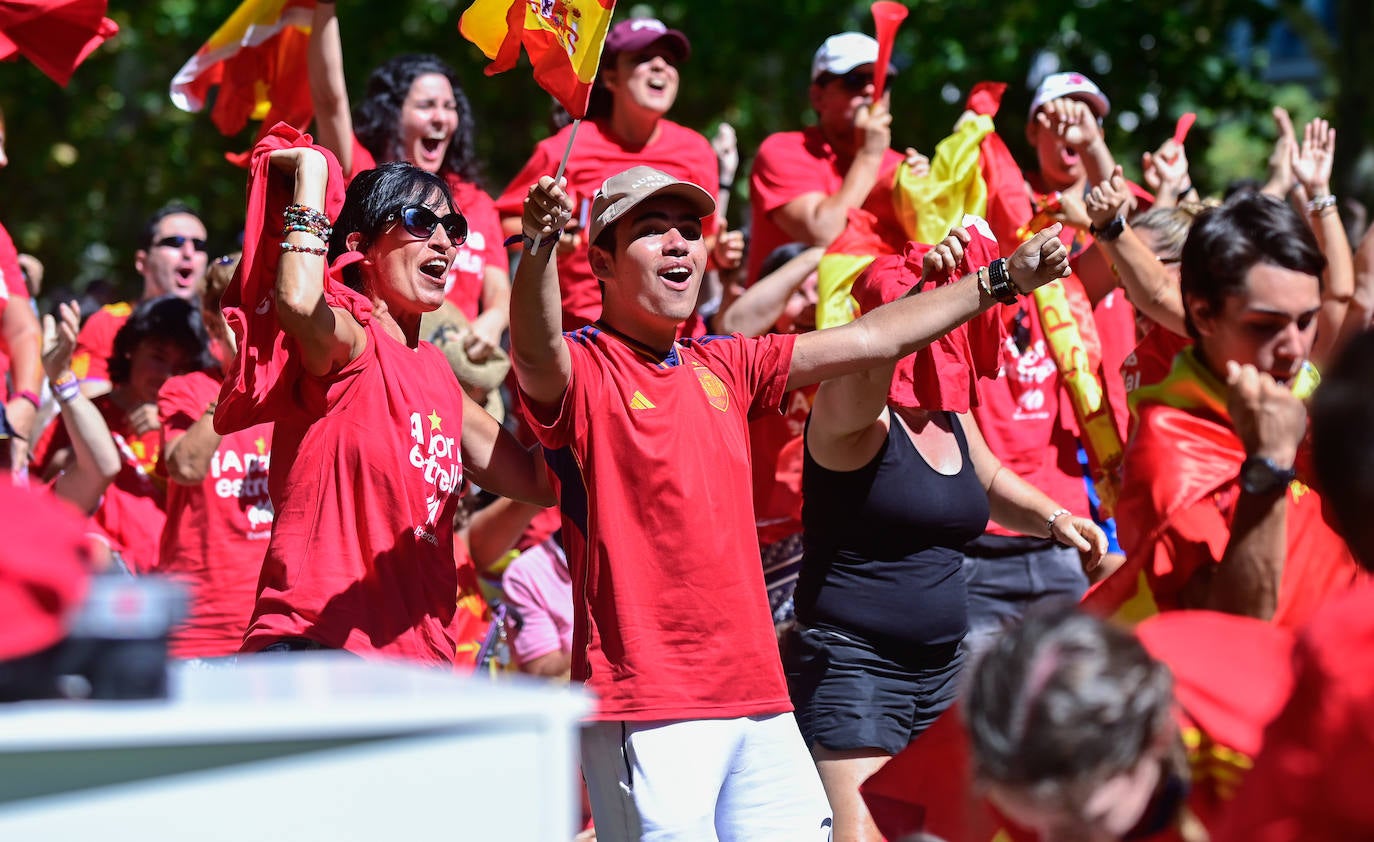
[587,166,715,248]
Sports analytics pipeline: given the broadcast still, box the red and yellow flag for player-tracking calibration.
[0,0,118,86]
[169,0,314,142]
[460,0,615,119]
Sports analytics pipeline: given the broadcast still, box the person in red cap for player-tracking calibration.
[747,31,925,285]
[790,224,1106,842]
[510,165,1071,840]
[1211,328,1374,841]
[496,16,723,332]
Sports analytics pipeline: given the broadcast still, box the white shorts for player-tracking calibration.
[581,713,832,842]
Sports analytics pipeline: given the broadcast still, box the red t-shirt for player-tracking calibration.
[71,302,133,385]
[495,119,720,330]
[969,306,1090,536]
[31,393,165,574]
[242,319,469,663]
[347,137,508,321]
[156,370,273,658]
[747,126,904,283]
[1214,583,1374,842]
[519,327,796,720]
[749,383,815,546]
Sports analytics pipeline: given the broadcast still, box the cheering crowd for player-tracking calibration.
[3,7,1374,842]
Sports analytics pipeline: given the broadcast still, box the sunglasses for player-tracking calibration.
[155,235,208,252]
[389,205,468,245]
[820,69,875,93]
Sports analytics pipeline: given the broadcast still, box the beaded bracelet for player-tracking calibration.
[1046,508,1071,532]
[281,242,328,256]
[1306,194,1338,213]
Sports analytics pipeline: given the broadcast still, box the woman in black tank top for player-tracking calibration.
[784,228,1108,842]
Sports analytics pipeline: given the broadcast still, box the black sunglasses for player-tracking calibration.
[820,69,875,93]
[389,205,468,245]
[155,235,208,253]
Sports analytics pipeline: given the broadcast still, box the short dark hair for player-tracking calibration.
[759,242,808,278]
[328,161,455,291]
[108,295,214,385]
[1179,192,1325,340]
[963,605,1174,799]
[138,202,202,251]
[1312,330,1374,572]
[354,54,483,188]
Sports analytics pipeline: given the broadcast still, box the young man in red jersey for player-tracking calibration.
[509,165,1071,839]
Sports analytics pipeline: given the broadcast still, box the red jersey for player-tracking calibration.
[749,384,815,546]
[1214,582,1374,842]
[242,319,469,663]
[969,305,1091,535]
[496,119,719,330]
[519,327,796,720]
[748,127,904,283]
[156,370,273,658]
[32,393,165,574]
[347,137,508,322]
[1115,350,1360,628]
[71,302,133,385]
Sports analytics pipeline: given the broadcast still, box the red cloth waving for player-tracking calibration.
[215,122,369,434]
[0,0,117,86]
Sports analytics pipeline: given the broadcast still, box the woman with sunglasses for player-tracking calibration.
[235,148,552,664]
[307,2,509,363]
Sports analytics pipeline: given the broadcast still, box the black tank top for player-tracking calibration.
[795,410,990,651]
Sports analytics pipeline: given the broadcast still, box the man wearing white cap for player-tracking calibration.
[746,32,925,284]
[509,165,1073,840]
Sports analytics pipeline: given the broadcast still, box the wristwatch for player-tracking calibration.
[1089,216,1126,242]
[1239,456,1296,496]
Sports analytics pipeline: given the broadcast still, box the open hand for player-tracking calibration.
[1142,139,1190,196]
[1007,223,1071,292]
[42,300,81,381]
[1263,107,1298,197]
[1051,514,1109,570]
[1291,117,1335,198]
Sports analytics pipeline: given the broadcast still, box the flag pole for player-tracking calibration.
[530,118,582,252]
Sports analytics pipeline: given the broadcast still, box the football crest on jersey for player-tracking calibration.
[690,360,728,412]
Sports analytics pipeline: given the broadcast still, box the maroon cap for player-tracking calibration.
[604,17,690,63]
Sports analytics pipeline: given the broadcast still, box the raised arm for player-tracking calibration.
[715,246,822,337]
[2,292,41,469]
[1037,98,1118,193]
[270,146,365,377]
[508,176,574,406]
[162,398,221,486]
[788,225,1070,391]
[1290,119,1353,368]
[807,229,968,462]
[769,100,893,246]
[307,1,355,176]
[1141,138,1197,210]
[1085,166,1186,335]
[458,389,554,507]
[44,302,120,512]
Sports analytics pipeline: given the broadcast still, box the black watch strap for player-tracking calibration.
[1089,215,1126,242]
[986,258,1019,304]
[1239,455,1297,496]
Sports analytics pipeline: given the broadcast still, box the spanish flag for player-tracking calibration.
[460,0,615,119]
[0,0,118,86]
[169,0,314,141]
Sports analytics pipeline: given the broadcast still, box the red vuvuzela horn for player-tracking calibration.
[871,1,908,100]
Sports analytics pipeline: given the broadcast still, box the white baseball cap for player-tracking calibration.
[811,33,880,81]
[1028,72,1110,121]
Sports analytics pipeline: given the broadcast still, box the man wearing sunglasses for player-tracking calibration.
[747,31,926,285]
[72,202,210,397]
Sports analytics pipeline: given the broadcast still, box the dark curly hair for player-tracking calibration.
[328,162,455,292]
[108,295,215,385]
[354,54,483,188]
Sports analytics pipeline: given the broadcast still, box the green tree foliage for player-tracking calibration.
[0,0,1346,303]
